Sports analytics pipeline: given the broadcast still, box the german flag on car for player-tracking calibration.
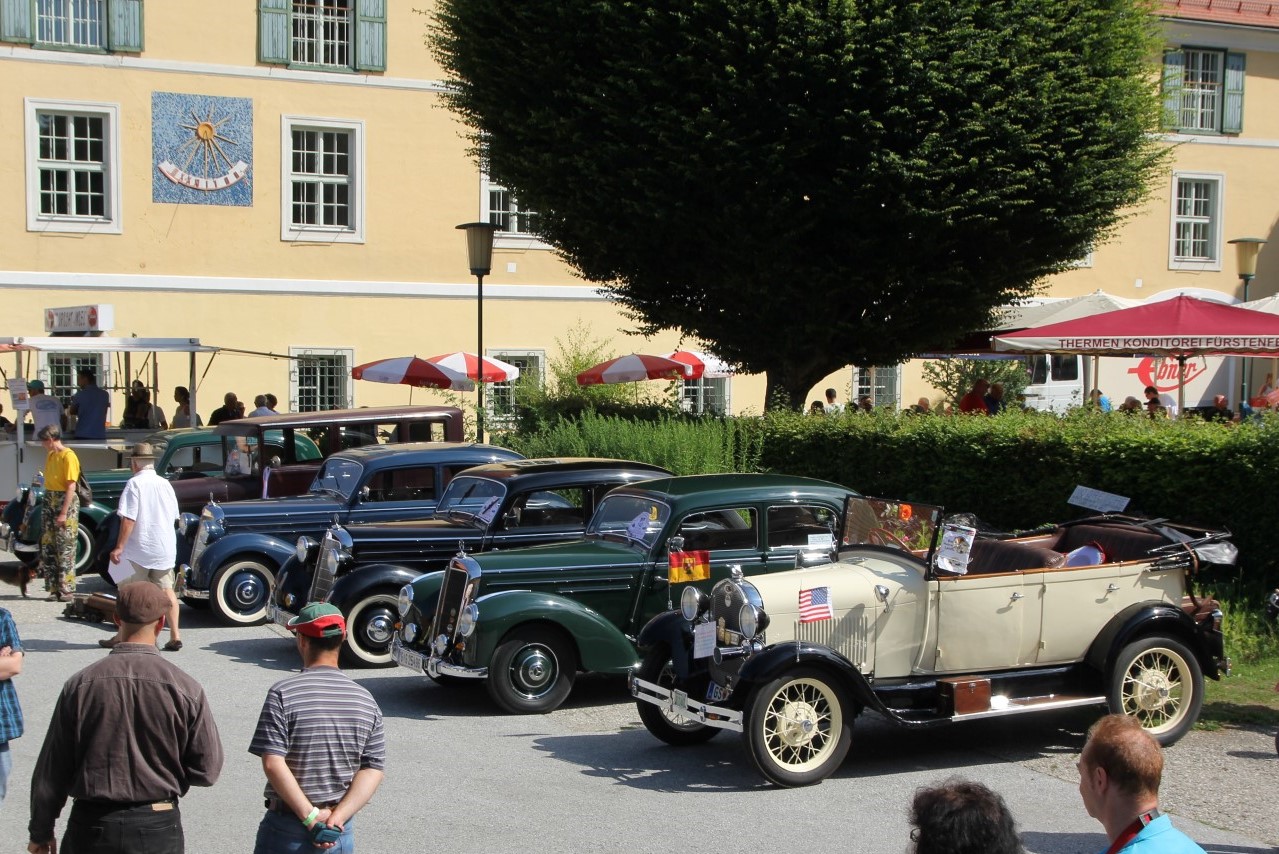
[668,550,710,584]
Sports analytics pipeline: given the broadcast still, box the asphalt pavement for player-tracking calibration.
[0,553,1274,854]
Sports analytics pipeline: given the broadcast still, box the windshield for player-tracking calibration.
[841,496,943,553]
[309,457,365,500]
[434,476,507,524]
[588,494,671,550]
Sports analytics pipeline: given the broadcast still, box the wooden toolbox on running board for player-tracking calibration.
[939,676,992,716]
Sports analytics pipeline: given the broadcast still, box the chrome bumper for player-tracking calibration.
[425,650,487,680]
[629,675,744,732]
[177,565,209,600]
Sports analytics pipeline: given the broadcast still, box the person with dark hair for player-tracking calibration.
[823,388,844,414]
[69,368,110,439]
[249,603,385,853]
[36,425,79,602]
[171,386,201,428]
[909,778,1024,854]
[0,606,24,805]
[265,393,279,413]
[808,400,825,416]
[959,378,991,414]
[1078,714,1205,853]
[249,395,273,417]
[27,583,223,854]
[209,392,240,426]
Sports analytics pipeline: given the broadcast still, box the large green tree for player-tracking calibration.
[432,0,1167,406]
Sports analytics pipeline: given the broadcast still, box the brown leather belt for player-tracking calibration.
[74,798,177,814]
[265,798,340,814]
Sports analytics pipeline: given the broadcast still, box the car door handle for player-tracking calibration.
[1106,583,1120,593]
[1010,592,1024,601]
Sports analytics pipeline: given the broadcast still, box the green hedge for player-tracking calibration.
[502,408,1279,589]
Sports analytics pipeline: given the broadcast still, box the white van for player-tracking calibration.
[1020,354,1236,414]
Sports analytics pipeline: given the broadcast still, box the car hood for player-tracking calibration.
[465,537,646,572]
[212,493,345,518]
[743,552,924,643]
[343,517,481,541]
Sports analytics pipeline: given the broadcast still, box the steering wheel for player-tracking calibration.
[867,527,913,552]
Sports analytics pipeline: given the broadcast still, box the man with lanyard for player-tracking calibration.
[250,603,385,852]
[28,582,224,853]
[1077,714,1205,853]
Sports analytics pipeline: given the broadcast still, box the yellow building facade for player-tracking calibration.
[1,1,1276,422]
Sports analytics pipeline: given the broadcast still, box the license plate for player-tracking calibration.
[672,688,688,713]
[391,638,424,672]
[705,682,729,702]
[269,604,293,628]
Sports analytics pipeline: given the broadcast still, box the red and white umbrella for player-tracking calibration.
[663,350,734,380]
[352,356,475,391]
[576,353,694,386]
[427,352,521,383]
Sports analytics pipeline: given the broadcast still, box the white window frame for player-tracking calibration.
[680,376,732,416]
[280,116,365,244]
[1168,171,1224,272]
[25,98,122,234]
[35,0,106,49]
[479,174,551,250]
[854,365,901,409]
[289,346,354,411]
[486,349,544,427]
[290,0,353,70]
[1177,48,1224,133]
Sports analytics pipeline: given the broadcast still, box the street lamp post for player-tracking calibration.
[1228,237,1267,406]
[457,222,499,441]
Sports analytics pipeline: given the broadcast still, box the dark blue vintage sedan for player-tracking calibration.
[179,442,522,625]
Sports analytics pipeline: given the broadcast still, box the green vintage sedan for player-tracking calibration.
[391,473,859,713]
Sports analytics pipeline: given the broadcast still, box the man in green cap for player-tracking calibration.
[248,603,385,852]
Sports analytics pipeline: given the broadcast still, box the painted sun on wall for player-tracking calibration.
[152,92,253,206]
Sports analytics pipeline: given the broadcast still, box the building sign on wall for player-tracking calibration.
[152,92,253,206]
[45,305,114,334]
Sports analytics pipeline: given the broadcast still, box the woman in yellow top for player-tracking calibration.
[37,425,80,601]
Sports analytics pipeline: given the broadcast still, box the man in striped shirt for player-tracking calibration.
[249,603,385,853]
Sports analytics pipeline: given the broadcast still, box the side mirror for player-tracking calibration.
[269,456,282,468]
[668,535,685,553]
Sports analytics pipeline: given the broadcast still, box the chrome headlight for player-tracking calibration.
[296,536,318,563]
[179,513,200,536]
[397,584,414,617]
[402,622,418,643]
[456,603,479,638]
[739,604,761,639]
[680,586,708,621]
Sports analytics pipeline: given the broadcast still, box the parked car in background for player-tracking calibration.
[179,442,523,625]
[391,474,859,713]
[0,427,321,575]
[270,458,672,666]
[630,496,1235,787]
[1,406,463,576]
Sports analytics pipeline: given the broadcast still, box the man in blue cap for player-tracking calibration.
[249,603,385,852]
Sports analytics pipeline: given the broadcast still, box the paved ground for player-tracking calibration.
[0,555,1275,854]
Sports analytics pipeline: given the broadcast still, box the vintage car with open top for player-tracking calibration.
[270,458,671,666]
[177,442,521,625]
[628,495,1235,787]
[391,473,861,713]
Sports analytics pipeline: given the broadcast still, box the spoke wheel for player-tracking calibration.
[636,647,719,746]
[341,592,399,668]
[487,627,576,714]
[1107,636,1203,746]
[210,559,273,626]
[746,666,852,787]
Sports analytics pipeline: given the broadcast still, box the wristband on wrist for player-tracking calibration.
[302,806,320,828]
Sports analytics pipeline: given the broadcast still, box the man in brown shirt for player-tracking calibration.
[27,583,223,854]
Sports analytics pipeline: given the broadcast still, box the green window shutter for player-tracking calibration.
[354,0,386,71]
[1223,52,1245,134]
[0,0,34,44]
[259,0,290,65]
[107,0,144,52]
[1160,50,1184,132]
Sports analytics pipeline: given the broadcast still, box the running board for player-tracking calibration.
[889,694,1105,725]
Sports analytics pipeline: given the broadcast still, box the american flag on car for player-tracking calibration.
[799,586,833,623]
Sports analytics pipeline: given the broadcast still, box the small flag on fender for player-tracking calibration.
[799,586,833,623]
[669,550,711,583]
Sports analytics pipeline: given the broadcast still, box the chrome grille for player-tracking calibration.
[709,579,753,641]
[189,522,210,570]
[430,560,472,646]
[308,534,340,602]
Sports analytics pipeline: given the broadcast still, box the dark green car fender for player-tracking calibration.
[27,497,114,535]
[409,569,446,603]
[468,590,639,675]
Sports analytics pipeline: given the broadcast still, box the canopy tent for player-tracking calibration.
[663,350,735,380]
[997,290,1141,331]
[993,296,1279,411]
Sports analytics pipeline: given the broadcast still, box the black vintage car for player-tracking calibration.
[269,458,671,666]
[179,442,522,626]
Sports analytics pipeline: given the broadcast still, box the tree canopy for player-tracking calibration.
[432,0,1167,406]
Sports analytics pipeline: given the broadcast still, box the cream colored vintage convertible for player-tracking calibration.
[630,496,1234,787]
